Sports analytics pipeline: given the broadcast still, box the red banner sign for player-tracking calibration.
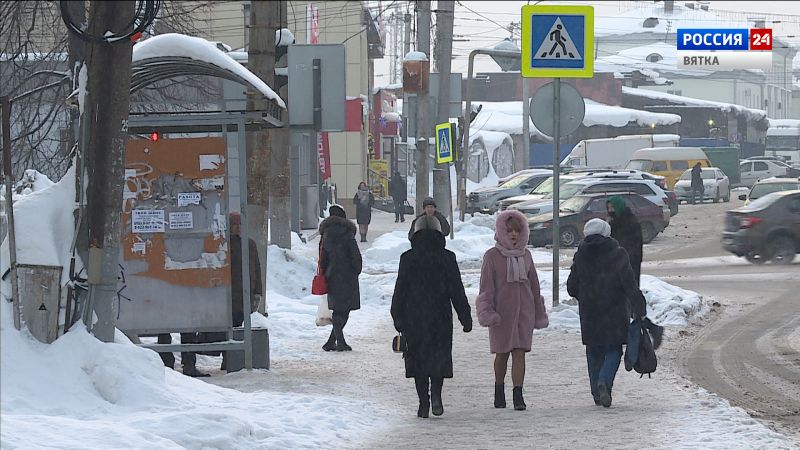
[317,132,331,180]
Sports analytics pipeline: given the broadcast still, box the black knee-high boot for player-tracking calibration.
[415,377,430,418]
[322,329,336,351]
[332,310,351,351]
[430,377,444,416]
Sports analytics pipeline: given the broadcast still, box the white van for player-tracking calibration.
[561,134,679,169]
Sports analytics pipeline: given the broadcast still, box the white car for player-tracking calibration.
[674,167,730,203]
[739,159,792,187]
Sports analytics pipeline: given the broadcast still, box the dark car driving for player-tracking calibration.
[722,190,800,265]
[527,192,669,247]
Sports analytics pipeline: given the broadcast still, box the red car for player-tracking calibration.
[527,192,670,247]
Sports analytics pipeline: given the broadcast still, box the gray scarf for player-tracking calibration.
[356,187,370,206]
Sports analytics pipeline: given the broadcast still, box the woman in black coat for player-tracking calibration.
[353,181,375,242]
[607,195,643,285]
[319,205,362,351]
[567,218,646,408]
[391,215,473,418]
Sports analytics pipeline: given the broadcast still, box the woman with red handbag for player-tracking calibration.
[317,205,362,351]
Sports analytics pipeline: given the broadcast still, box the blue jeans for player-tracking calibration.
[586,344,623,398]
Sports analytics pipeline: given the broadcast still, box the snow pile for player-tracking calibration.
[595,2,749,37]
[1,165,76,286]
[473,101,681,137]
[265,245,317,299]
[622,86,768,121]
[12,169,55,196]
[0,302,388,449]
[133,33,285,108]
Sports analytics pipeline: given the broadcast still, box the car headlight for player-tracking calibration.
[531,222,549,230]
[519,208,540,215]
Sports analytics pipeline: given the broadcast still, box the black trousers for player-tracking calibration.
[157,333,200,369]
[393,198,405,221]
[326,310,351,343]
[414,376,444,405]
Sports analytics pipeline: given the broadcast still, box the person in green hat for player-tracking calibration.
[606,196,643,285]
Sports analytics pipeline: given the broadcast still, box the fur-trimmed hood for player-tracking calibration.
[319,215,356,237]
[494,209,529,251]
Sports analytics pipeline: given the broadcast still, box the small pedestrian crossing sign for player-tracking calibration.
[435,122,454,164]
[522,5,594,78]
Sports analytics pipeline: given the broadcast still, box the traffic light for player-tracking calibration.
[274,28,294,95]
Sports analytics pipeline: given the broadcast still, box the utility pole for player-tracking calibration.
[270,1,291,249]
[84,0,135,342]
[415,1,431,212]
[433,1,454,226]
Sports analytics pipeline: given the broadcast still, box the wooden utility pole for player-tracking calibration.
[247,0,278,309]
[415,1,431,211]
[433,0,454,227]
[84,0,135,342]
[270,1,291,249]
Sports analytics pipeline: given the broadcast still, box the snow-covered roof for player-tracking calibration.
[133,33,285,108]
[470,100,680,138]
[596,2,749,38]
[622,86,767,120]
[404,51,428,61]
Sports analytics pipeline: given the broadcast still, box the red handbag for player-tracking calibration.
[312,243,328,295]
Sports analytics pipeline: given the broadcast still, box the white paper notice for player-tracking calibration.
[199,154,224,171]
[125,169,137,179]
[177,192,202,207]
[132,242,146,254]
[132,210,165,233]
[169,211,194,230]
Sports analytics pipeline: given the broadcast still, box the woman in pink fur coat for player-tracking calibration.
[476,210,549,411]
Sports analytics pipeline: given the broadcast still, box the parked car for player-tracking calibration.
[722,190,800,264]
[527,192,669,247]
[510,178,671,222]
[626,147,711,189]
[739,159,795,187]
[673,167,731,203]
[498,172,589,211]
[738,177,800,205]
[466,169,551,215]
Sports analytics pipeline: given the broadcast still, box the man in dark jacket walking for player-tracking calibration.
[407,197,451,240]
[607,195,643,285]
[690,162,704,204]
[389,171,408,223]
[567,218,647,408]
[392,215,472,418]
[319,205,362,351]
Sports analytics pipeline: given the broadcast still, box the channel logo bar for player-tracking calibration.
[677,29,773,51]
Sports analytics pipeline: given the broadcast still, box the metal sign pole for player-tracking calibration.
[1,96,21,329]
[552,78,561,308]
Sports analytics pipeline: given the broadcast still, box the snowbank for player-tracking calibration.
[133,33,285,108]
[622,86,767,121]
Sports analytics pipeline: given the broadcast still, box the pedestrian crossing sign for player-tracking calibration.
[521,5,594,78]
[435,122,454,164]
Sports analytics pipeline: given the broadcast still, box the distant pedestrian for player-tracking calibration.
[567,218,647,408]
[476,210,548,411]
[353,182,375,242]
[389,171,408,223]
[391,215,472,418]
[319,205,362,351]
[607,196,643,285]
[690,162,704,204]
[407,196,451,240]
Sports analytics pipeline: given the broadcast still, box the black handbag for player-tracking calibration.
[392,333,407,353]
[403,200,414,216]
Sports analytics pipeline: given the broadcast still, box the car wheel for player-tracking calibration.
[723,188,730,202]
[745,251,767,264]
[767,236,796,265]
[641,221,656,244]
[713,188,720,203]
[559,227,579,247]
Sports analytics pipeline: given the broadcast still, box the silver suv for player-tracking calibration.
[466,169,551,215]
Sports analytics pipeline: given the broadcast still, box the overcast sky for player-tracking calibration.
[373,0,800,84]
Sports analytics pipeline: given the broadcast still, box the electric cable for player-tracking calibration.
[59,0,161,44]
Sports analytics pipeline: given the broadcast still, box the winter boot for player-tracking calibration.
[494,383,506,408]
[596,382,612,408]
[415,377,430,418]
[430,377,444,416]
[322,332,337,352]
[335,341,352,351]
[183,366,210,378]
[512,386,526,411]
